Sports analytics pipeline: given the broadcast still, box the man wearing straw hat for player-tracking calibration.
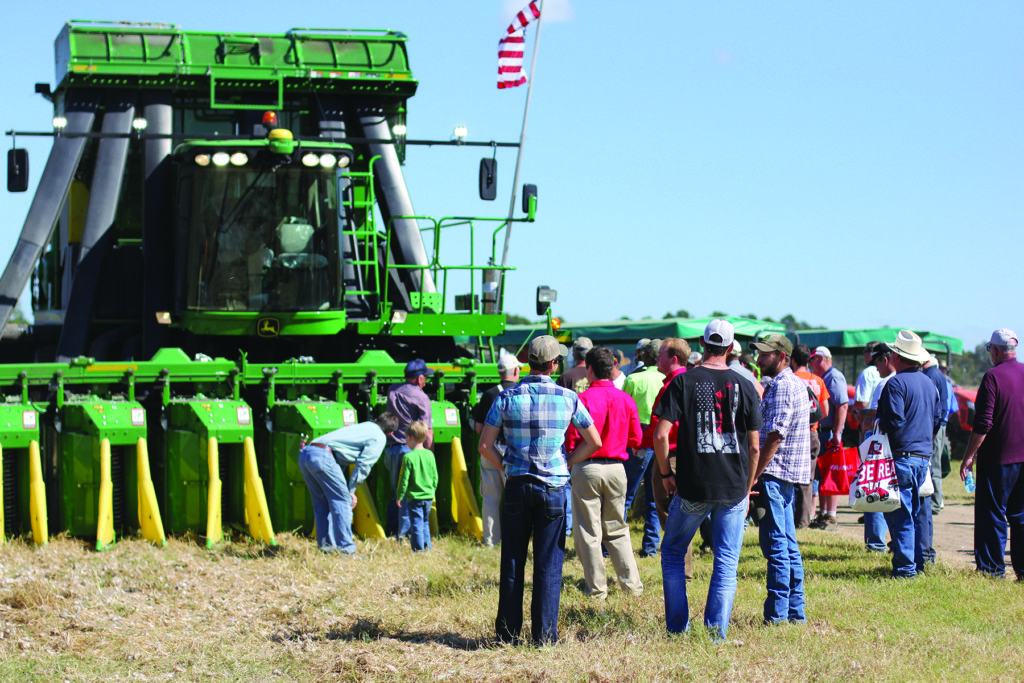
[875,330,941,579]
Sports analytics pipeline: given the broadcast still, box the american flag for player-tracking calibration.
[498,1,541,90]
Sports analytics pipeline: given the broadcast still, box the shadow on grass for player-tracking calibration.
[272,617,492,650]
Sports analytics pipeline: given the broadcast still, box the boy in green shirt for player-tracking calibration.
[396,421,439,551]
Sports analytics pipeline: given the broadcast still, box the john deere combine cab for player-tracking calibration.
[0,21,532,547]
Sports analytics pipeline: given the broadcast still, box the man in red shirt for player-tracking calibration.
[566,347,644,599]
[645,338,692,571]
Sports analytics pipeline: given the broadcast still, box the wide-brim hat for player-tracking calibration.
[886,329,931,364]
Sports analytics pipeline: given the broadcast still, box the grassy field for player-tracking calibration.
[0,492,1022,683]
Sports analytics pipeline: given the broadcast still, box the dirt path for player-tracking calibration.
[831,502,977,568]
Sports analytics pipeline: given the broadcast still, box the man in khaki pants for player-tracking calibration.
[566,347,645,599]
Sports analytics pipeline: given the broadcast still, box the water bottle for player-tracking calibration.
[965,470,976,494]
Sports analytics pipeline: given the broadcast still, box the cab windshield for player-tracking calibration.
[184,162,341,312]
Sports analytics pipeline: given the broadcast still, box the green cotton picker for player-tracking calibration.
[0,21,538,549]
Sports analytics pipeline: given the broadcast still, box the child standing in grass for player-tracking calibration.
[395,421,439,551]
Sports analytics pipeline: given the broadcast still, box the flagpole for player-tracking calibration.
[496,0,544,312]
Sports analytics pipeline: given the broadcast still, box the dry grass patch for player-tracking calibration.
[0,524,1021,681]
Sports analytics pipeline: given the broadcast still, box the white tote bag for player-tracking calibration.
[850,433,902,513]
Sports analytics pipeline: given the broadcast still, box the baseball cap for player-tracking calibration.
[636,338,650,352]
[571,336,593,361]
[871,345,890,361]
[529,335,569,364]
[730,340,743,357]
[703,319,735,347]
[612,348,630,368]
[810,346,832,360]
[987,328,1018,350]
[687,351,702,365]
[642,338,662,359]
[496,349,523,373]
[404,359,435,377]
[750,333,793,355]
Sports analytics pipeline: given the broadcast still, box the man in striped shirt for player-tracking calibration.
[479,335,601,646]
[751,333,811,625]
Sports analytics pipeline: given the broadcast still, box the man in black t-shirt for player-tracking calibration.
[652,319,762,641]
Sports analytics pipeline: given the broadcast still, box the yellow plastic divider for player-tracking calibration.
[352,480,385,540]
[28,440,47,546]
[96,438,116,550]
[136,439,166,547]
[450,437,483,541]
[206,438,223,548]
[243,436,276,545]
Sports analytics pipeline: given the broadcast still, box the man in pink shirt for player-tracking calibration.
[566,347,644,599]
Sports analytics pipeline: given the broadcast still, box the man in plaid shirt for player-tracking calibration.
[479,335,601,645]
[751,333,811,625]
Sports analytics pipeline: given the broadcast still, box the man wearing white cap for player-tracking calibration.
[876,330,941,579]
[652,319,762,640]
[473,349,522,547]
[808,346,848,530]
[961,328,1024,579]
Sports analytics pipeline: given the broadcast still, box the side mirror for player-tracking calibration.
[521,183,537,221]
[536,285,557,316]
[8,149,28,193]
[479,158,497,201]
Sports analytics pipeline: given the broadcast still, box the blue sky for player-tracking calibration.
[1,1,1021,351]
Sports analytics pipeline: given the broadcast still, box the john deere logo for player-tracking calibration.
[257,317,281,337]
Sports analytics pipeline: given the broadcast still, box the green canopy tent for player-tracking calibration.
[792,328,964,387]
[492,315,787,365]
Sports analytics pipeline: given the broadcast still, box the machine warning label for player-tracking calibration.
[237,407,251,426]
[445,408,459,426]
[23,411,36,430]
[131,408,145,426]
[343,409,357,426]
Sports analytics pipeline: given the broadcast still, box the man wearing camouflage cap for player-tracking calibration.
[750,333,810,624]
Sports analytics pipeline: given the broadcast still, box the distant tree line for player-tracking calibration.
[948,343,992,390]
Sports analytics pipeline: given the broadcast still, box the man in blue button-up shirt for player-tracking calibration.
[479,335,601,646]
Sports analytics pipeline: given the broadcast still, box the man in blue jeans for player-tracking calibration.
[622,338,666,557]
[478,335,602,645]
[298,413,398,554]
[960,328,1024,578]
[384,359,435,539]
[750,333,811,624]
[652,319,762,641]
[877,330,940,579]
